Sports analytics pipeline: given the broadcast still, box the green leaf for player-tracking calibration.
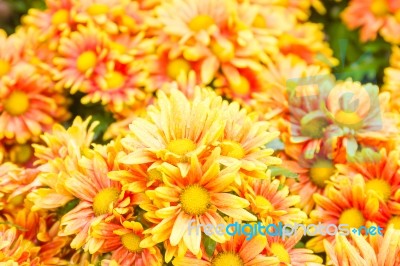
[269,166,298,179]
[294,241,305,248]
[57,198,80,218]
[203,234,217,258]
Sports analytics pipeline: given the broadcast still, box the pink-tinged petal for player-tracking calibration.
[170,212,192,246]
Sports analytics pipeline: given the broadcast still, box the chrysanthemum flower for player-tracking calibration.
[90,220,163,266]
[82,58,148,114]
[0,64,70,144]
[28,117,98,210]
[172,234,280,266]
[342,0,400,44]
[120,88,226,177]
[140,150,256,260]
[285,152,338,214]
[307,175,385,253]
[239,177,307,225]
[22,0,75,46]
[218,101,281,181]
[53,24,110,94]
[278,22,338,67]
[59,149,135,252]
[265,227,323,265]
[336,148,400,213]
[324,225,400,266]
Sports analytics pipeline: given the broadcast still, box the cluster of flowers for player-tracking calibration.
[0,0,400,265]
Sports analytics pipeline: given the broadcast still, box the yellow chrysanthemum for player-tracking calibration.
[28,117,98,210]
[240,177,307,225]
[140,150,256,261]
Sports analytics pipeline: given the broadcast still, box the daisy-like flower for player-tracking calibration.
[140,150,256,260]
[278,22,339,68]
[218,101,281,181]
[53,24,110,94]
[265,227,323,265]
[28,117,98,210]
[324,225,400,266]
[383,45,400,110]
[239,176,307,225]
[22,0,75,47]
[307,175,385,253]
[342,0,400,44]
[81,57,148,114]
[336,148,400,214]
[119,88,226,177]
[155,0,266,87]
[59,149,136,252]
[90,220,163,266]
[285,152,338,214]
[172,234,280,266]
[0,64,70,144]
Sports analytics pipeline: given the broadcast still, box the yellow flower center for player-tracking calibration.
[211,252,244,266]
[230,76,250,96]
[211,41,235,62]
[87,3,109,16]
[334,110,362,129]
[300,117,329,139]
[0,59,11,77]
[92,188,119,216]
[9,144,33,164]
[104,71,125,90]
[365,179,391,202]
[166,58,191,80]
[339,208,365,229]
[51,9,69,25]
[180,185,211,215]
[188,15,215,32]
[270,243,291,263]
[388,216,400,230]
[220,140,245,159]
[166,138,196,156]
[370,0,389,16]
[309,159,335,188]
[120,233,142,253]
[4,91,30,116]
[148,168,163,181]
[76,51,97,73]
[252,14,267,28]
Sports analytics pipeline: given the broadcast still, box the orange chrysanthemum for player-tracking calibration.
[0,65,69,144]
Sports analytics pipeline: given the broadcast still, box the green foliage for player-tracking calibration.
[0,0,46,34]
[311,0,391,85]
